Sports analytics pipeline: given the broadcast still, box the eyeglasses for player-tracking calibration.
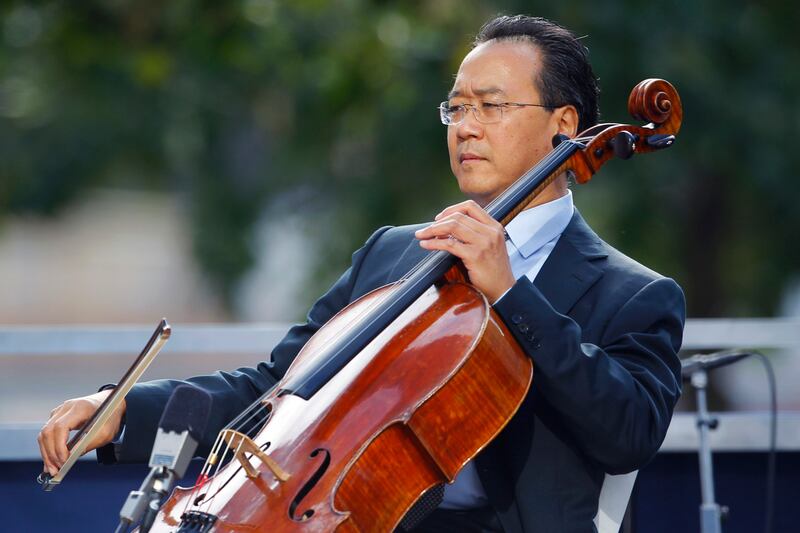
[438,101,558,125]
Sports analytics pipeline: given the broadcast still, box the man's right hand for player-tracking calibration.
[37,390,126,476]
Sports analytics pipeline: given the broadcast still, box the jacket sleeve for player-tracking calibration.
[492,275,685,474]
[102,226,392,463]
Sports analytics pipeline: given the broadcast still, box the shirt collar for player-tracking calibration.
[504,190,574,259]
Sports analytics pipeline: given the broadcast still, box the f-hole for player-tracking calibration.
[289,448,331,522]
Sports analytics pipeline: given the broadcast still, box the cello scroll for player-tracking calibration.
[564,78,683,185]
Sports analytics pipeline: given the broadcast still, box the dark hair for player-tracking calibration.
[474,15,600,132]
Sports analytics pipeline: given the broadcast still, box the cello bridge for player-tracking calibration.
[219,429,290,481]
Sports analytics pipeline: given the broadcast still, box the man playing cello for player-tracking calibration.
[39,15,684,532]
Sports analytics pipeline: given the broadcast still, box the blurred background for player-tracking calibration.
[1,0,799,531]
[3,0,798,324]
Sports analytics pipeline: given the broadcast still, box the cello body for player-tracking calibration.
[150,278,532,532]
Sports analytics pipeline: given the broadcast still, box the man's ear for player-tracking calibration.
[555,105,580,138]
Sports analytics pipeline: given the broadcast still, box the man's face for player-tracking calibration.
[447,40,566,207]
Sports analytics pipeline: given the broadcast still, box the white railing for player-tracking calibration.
[1,318,799,460]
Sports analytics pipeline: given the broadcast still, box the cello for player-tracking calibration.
[143,78,682,533]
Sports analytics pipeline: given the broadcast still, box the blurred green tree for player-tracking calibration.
[1,0,797,317]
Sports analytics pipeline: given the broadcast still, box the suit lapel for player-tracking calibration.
[385,224,430,284]
[533,210,607,315]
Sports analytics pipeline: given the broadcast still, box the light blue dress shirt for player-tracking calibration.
[440,190,575,510]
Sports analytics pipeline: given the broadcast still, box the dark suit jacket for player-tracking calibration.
[103,210,684,533]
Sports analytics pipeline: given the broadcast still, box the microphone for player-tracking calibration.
[680,350,753,379]
[149,384,212,476]
[117,385,212,533]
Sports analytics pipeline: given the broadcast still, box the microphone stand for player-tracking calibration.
[115,468,154,533]
[114,384,212,533]
[140,467,177,533]
[115,466,175,533]
[689,368,724,533]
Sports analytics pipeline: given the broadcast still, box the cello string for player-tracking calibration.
[203,432,225,480]
[183,431,226,517]
[201,434,236,514]
[224,382,278,430]
[198,434,247,512]
[232,403,271,439]
[227,402,274,445]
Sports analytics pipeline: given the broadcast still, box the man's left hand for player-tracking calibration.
[415,200,515,303]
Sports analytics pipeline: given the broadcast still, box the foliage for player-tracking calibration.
[1,0,798,317]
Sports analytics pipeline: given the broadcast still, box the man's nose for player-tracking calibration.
[455,109,483,139]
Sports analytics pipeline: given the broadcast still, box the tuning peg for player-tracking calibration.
[551,133,570,148]
[645,134,675,149]
[609,131,636,160]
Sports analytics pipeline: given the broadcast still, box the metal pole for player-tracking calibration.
[691,369,723,533]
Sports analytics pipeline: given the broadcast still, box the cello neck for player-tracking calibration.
[486,136,581,224]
